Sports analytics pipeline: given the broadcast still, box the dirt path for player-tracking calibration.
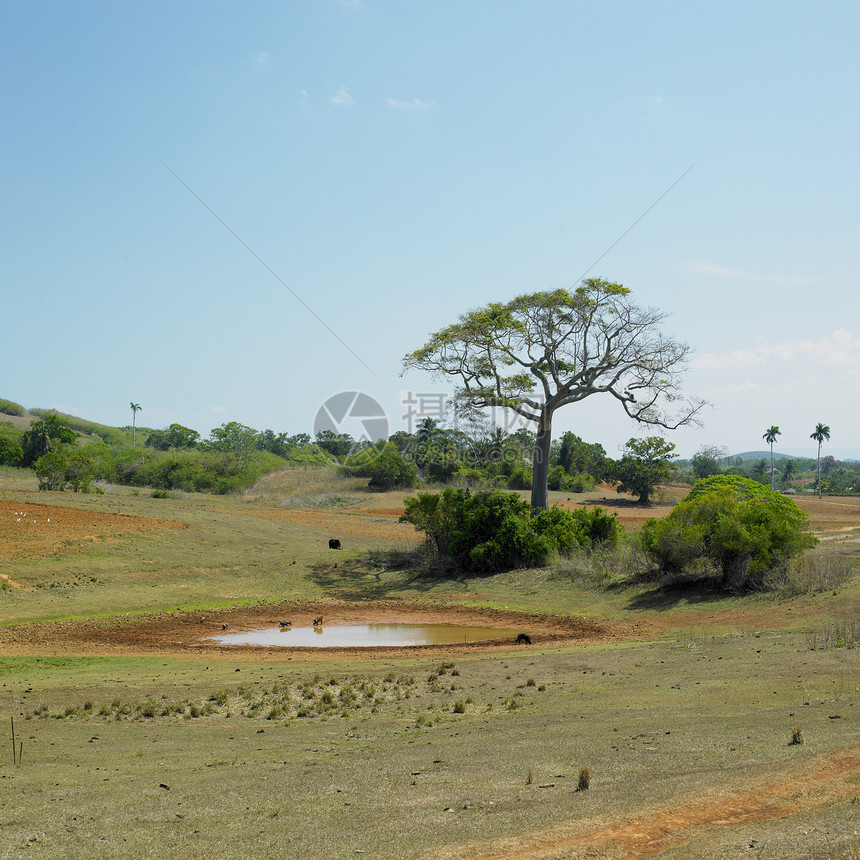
[462,747,860,859]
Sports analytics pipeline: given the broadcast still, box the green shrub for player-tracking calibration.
[531,505,618,554]
[0,398,25,417]
[506,462,532,490]
[640,474,817,590]
[340,442,418,490]
[0,426,23,466]
[400,489,617,574]
[401,488,544,572]
[547,465,568,491]
[546,465,596,493]
[29,409,131,447]
[566,472,597,493]
[21,414,77,466]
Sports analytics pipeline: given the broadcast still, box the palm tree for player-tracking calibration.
[130,403,142,447]
[810,422,831,499]
[762,426,780,489]
[416,417,438,445]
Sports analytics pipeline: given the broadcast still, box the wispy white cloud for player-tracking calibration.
[687,260,812,286]
[330,86,354,106]
[209,405,227,414]
[693,329,860,371]
[386,97,429,110]
[250,52,269,65]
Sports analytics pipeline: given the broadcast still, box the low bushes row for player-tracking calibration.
[32,444,286,495]
[400,488,618,573]
[398,477,825,590]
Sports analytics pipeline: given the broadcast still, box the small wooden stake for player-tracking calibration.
[18,740,22,767]
[11,716,16,766]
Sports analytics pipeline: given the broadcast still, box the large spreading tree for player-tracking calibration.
[403,279,703,509]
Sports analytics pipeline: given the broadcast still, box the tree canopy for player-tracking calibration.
[403,279,703,508]
[641,474,817,590]
[610,436,677,504]
[21,414,77,466]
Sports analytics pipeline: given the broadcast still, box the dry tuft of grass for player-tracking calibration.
[789,727,805,746]
[526,767,534,785]
[806,611,860,650]
[769,555,856,596]
[577,766,591,791]
[557,543,648,590]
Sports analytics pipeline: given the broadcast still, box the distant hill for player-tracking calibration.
[0,400,148,447]
[728,450,804,462]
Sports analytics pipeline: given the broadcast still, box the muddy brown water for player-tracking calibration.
[209,623,518,648]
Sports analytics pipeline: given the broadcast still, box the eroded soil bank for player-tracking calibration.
[0,600,649,658]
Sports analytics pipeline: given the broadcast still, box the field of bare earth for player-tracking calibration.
[0,469,858,858]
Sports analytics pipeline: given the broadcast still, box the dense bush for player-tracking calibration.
[640,474,817,590]
[63,443,285,495]
[553,432,607,480]
[29,409,132,447]
[547,465,596,493]
[400,488,618,574]
[21,414,77,466]
[506,462,532,490]
[127,449,285,494]
[0,398,25,417]
[145,423,200,451]
[339,443,418,490]
[0,425,24,466]
[33,447,95,492]
[531,505,618,554]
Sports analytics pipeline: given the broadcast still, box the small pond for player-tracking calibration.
[209,623,516,648]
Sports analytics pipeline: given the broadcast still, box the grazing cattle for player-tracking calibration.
[221,623,228,630]
[516,633,532,645]
[329,538,342,550]
[313,616,323,627]
[279,620,292,629]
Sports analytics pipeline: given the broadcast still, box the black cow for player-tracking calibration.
[516,633,532,645]
[328,538,342,550]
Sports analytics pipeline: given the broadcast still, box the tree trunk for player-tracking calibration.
[530,410,553,510]
[817,441,822,499]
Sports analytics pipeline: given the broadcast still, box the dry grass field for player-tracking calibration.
[1,467,859,858]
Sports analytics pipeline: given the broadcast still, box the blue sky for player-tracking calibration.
[2,0,858,458]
